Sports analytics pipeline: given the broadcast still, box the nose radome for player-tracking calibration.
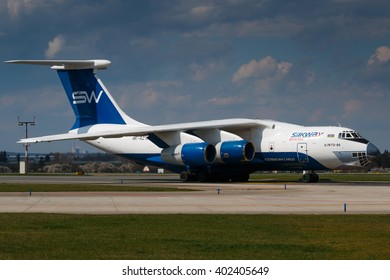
[367,143,380,157]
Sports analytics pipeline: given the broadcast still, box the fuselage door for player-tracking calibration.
[297,143,309,162]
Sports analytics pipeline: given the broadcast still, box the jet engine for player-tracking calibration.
[215,140,255,164]
[161,142,216,166]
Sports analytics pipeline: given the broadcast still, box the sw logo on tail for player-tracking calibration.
[72,90,103,104]
[5,59,380,182]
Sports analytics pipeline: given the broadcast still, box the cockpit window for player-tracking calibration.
[338,131,363,139]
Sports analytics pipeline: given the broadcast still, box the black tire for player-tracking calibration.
[312,173,319,183]
[180,171,191,182]
[302,173,311,183]
[198,171,209,182]
[302,173,319,183]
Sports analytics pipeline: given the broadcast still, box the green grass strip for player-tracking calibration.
[0,214,388,260]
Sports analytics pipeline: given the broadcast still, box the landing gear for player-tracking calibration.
[180,171,210,182]
[230,173,250,182]
[180,171,197,182]
[197,171,210,182]
[179,171,250,182]
[302,171,319,183]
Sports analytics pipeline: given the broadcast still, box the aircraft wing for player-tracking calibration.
[18,118,268,144]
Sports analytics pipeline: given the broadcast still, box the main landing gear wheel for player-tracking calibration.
[302,172,319,183]
[180,172,190,182]
[180,171,196,182]
[197,171,210,182]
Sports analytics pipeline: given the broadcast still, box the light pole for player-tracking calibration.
[18,116,35,174]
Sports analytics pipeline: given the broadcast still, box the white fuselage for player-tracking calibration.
[83,120,374,172]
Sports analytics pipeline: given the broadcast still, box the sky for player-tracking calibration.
[0,0,389,154]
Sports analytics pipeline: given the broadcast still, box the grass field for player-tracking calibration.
[0,214,389,260]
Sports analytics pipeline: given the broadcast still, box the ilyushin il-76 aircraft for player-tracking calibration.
[6,59,380,183]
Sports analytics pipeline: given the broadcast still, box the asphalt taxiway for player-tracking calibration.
[0,175,389,214]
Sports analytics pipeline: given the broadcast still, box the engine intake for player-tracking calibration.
[161,142,216,166]
[215,140,255,164]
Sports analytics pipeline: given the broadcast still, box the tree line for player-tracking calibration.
[1,150,390,173]
[0,151,8,162]
[371,150,390,169]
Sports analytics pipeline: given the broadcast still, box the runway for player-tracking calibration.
[0,175,389,214]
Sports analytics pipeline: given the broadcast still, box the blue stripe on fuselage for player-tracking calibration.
[116,151,328,174]
[256,152,327,170]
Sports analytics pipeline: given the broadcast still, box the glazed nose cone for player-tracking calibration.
[367,142,380,157]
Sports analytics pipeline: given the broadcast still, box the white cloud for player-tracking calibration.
[357,45,390,85]
[0,94,17,108]
[114,80,184,112]
[183,18,303,38]
[343,99,362,118]
[367,46,390,65]
[7,0,26,18]
[189,61,224,81]
[305,70,316,85]
[129,37,157,50]
[191,5,214,17]
[208,96,240,106]
[141,89,159,108]
[45,34,65,58]
[308,108,324,122]
[232,56,293,84]
[6,0,61,18]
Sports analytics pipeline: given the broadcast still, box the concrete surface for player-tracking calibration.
[0,175,389,214]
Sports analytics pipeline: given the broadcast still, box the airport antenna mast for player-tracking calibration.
[18,116,35,173]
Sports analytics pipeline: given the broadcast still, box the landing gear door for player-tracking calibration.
[297,143,309,162]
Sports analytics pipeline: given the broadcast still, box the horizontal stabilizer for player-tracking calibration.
[4,59,111,70]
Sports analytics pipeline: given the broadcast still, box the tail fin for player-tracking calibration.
[58,68,128,129]
[5,59,144,130]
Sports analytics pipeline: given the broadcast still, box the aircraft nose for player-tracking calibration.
[367,142,380,157]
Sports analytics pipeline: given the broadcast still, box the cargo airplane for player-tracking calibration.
[5,59,380,182]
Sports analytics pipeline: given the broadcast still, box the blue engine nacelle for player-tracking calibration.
[161,142,216,166]
[215,140,255,164]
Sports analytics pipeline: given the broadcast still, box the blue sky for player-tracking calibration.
[0,0,389,154]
